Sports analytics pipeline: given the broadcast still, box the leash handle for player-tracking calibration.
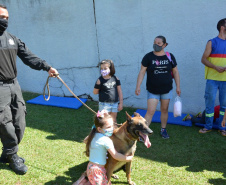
[43,76,51,101]
[43,73,59,101]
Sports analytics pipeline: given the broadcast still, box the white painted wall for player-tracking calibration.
[1,0,226,114]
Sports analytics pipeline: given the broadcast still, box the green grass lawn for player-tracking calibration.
[0,92,225,185]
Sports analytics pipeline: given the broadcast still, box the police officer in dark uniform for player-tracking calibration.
[0,4,58,175]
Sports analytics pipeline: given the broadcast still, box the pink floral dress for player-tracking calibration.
[87,162,111,185]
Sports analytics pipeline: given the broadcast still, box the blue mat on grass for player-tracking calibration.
[135,109,192,127]
[27,95,87,109]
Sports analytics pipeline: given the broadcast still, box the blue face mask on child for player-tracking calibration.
[102,127,114,137]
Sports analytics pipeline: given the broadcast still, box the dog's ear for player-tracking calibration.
[133,112,141,117]
[126,111,132,122]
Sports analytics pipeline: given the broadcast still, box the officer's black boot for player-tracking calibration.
[8,154,28,175]
[0,148,25,163]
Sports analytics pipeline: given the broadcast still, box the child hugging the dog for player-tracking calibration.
[93,59,123,124]
[74,110,133,185]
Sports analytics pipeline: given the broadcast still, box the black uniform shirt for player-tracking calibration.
[0,31,51,81]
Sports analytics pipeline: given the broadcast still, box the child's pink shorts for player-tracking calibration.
[87,162,111,185]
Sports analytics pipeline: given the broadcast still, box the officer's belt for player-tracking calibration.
[0,78,16,85]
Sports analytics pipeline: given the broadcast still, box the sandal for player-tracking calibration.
[218,130,226,137]
[195,112,202,118]
[183,114,191,121]
[199,128,212,134]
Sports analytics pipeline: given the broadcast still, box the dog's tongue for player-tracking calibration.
[139,132,151,148]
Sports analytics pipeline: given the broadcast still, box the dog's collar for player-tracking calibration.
[124,126,137,141]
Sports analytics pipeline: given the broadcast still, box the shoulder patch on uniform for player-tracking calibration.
[9,39,15,45]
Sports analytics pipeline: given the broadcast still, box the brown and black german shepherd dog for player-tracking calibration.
[105,112,153,185]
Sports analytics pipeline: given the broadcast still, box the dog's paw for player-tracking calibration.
[111,174,119,179]
[128,181,136,185]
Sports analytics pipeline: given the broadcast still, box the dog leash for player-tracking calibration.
[43,74,97,114]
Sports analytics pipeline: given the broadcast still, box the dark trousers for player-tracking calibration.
[0,79,26,155]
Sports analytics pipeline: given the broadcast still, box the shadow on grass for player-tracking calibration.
[45,161,88,185]
[0,163,12,173]
[44,160,128,185]
[208,178,226,185]
[23,92,226,184]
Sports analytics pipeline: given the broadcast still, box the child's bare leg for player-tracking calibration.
[72,172,91,185]
[82,179,91,185]
[109,112,117,123]
[72,179,91,185]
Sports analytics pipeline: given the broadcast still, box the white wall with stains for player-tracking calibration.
[1,0,226,114]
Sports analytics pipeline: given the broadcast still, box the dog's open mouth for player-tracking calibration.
[139,131,151,148]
